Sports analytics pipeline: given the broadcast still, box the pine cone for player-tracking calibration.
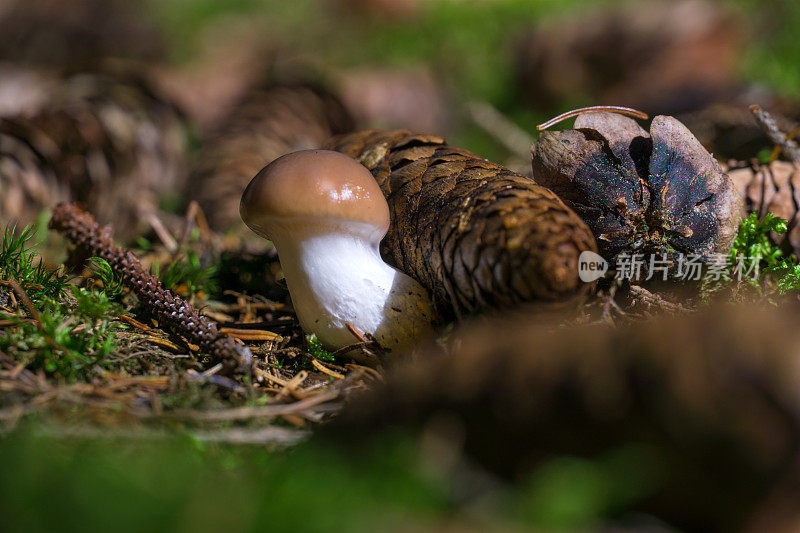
[334,304,800,530]
[0,72,189,239]
[0,63,55,118]
[0,127,68,226]
[728,159,800,256]
[324,129,598,319]
[190,83,354,230]
[337,67,452,134]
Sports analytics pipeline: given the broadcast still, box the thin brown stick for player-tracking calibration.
[750,105,800,165]
[145,212,178,254]
[310,358,345,380]
[160,389,340,422]
[769,124,800,162]
[537,105,649,131]
[467,100,534,158]
[6,278,41,326]
[629,285,690,313]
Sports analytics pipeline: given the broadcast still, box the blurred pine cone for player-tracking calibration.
[0,0,162,71]
[337,67,452,134]
[325,129,597,319]
[0,63,56,118]
[334,303,800,531]
[0,72,189,240]
[190,83,354,231]
[514,0,741,115]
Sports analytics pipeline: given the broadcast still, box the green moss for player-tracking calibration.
[0,225,124,381]
[729,212,787,272]
[0,429,450,533]
[305,334,335,362]
[87,258,125,299]
[0,286,122,381]
[0,225,69,301]
[704,213,800,298]
[153,248,220,298]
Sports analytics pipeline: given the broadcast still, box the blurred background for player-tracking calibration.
[2,1,800,531]
[1,0,799,242]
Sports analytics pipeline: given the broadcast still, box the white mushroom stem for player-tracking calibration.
[270,225,435,351]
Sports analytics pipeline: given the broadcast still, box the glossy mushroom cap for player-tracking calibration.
[240,149,389,240]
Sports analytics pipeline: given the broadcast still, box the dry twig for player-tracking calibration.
[750,105,800,165]
[49,202,252,375]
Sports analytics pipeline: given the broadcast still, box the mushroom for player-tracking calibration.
[240,149,436,351]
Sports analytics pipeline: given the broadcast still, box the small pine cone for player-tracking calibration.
[190,83,354,230]
[334,304,800,530]
[0,71,189,239]
[324,129,598,320]
[727,160,800,256]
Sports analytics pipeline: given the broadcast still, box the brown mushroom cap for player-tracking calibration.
[240,149,389,239]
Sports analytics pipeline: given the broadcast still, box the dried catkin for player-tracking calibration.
[49,203,250,373]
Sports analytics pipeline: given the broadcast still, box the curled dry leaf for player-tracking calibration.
[531,112,744,263]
